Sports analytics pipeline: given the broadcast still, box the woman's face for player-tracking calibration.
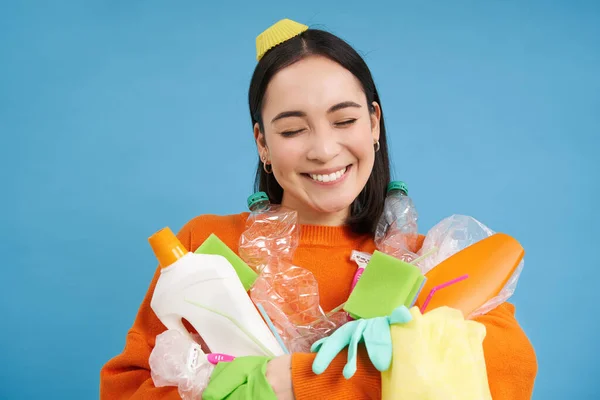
[255,55,381,222]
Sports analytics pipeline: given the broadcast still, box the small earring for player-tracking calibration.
[263,160,272,174]
[261,151,273,174]
[374,140,380,152]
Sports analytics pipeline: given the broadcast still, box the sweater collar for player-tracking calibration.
[237,211,372,248]
[298,223,370,248]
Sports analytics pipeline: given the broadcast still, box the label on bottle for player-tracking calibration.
[187,343,203,372]
[350,250,372,269]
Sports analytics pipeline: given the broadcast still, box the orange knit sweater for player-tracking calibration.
[100,213,537,399]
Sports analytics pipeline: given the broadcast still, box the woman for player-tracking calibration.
[100,19,537,399]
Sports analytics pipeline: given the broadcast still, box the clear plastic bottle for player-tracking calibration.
[374,181,420,263]
[239,192,343,352]
[238,192,299,272]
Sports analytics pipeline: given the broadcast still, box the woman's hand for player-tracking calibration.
[266,354,295,400]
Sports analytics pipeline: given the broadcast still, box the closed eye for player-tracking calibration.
[280,128,305,137]
[335,119,357,127]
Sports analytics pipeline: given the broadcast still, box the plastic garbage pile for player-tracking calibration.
[145,181,526,399]
[367,181,524,318]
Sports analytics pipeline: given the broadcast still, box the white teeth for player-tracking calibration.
[309,167,347,183]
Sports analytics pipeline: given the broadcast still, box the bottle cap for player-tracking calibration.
[148,227,187,268]
[387,181,408,195]
[247,191,269,210]
[256,19,309,61]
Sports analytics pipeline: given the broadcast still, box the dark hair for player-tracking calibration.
[248,28,390,235]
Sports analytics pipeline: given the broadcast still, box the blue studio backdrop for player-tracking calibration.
[1,1,598,399]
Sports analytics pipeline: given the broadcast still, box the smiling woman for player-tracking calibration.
[253,55,383,227]
[100,18,537,400]
[249,29,390,232]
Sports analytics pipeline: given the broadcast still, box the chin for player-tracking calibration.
[311,197,354,214]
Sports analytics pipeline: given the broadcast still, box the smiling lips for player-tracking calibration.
[306,166,349,183]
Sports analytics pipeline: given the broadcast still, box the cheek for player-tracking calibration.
[347,123,376,159]
[269,138,303,175]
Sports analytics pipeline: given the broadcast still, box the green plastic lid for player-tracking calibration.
[387,181,408,195]
[247,191,269,210]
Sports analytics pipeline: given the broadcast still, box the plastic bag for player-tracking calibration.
[381,306,492,400]
[417,214,524,317]
[149,329,214,400]
[470,259,524,318]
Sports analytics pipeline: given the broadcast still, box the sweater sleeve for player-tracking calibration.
[474,302,538,399]
[291,302,537,400]
[100,220,196,400]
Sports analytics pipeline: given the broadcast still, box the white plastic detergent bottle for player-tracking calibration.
[148,227,285,358]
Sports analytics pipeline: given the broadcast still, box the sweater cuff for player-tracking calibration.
[291,350,380,400]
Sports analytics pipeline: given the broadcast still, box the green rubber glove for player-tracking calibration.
[310,305,412,379]
[202,356,277,400]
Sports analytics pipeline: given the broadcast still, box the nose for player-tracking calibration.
[306,127,341,163]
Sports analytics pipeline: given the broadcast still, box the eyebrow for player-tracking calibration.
[328,101,362,113]
[270,101,362,123]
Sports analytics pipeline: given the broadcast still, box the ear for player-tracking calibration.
[370,101,381,142]
[254,123,268,160]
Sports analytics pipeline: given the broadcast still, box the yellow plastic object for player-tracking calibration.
[256,19,308,61]
[382,306,492,400]
[415,233,524,317]
[148,227,187,268]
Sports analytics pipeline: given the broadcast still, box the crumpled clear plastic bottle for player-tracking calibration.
[374,181,420,262]
[149,329,214,400]
[239,192,346,352]
[417,214,525,318]
[239,192,300,271]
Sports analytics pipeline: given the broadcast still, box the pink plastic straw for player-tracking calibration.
[419,274,469,313]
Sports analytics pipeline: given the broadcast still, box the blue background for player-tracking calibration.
[1,1,598,398]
